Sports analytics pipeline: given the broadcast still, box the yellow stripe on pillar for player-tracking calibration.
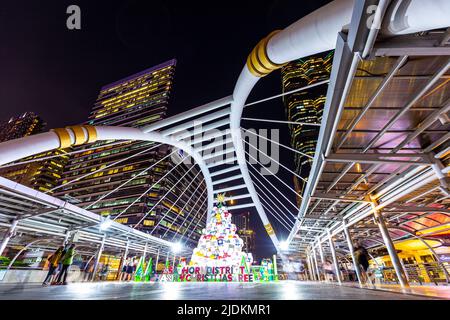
[67,126,87,146]
[264,223,275,236]
[246,30,287,78]
[83,125,98,143]
[51,128,72,149]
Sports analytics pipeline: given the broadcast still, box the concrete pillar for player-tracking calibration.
[343,222,363,287]
[372,204,409,288]
[327,229,342,285]
[0,219,18,256]
[91,236,105,282]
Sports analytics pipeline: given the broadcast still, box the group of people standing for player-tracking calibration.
[119,257,138,281]
[42,243,76,286]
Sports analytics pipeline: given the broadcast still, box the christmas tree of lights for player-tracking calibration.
[190,194,253,268]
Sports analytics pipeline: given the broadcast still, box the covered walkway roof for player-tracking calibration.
[0,176,185,258]
[288,4,450,254]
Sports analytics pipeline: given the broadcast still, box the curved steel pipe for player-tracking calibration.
[231,0,450,250]
[0,126,214,218]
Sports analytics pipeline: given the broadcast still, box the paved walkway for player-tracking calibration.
[0,281,442,300]
[340,281,450,299]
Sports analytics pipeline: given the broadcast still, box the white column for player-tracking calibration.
[318,241,326,282]
[327,229,342,285]
[91,236,105,282]
[118,240,129,281]
[306,254,314,280]
[63,231,71,246]
[142,242,148,261]
[154,248,160,275]
[308,252,316,281]
[312,248,321,281]
[172,253,176,269]
[372,203,409,288]
[0,219,18,256]
[343,222,363,287]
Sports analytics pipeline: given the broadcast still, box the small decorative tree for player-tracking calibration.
[189,194,253,268]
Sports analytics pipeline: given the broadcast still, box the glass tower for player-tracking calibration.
[0,112,68,192]
[232,212,255,253]
[281,52,333,206]
[54,59,207,245]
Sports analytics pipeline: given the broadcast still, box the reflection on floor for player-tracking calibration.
[0,280,444,300]
[340,281,450,299]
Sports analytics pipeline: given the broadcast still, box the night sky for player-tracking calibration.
[0,0,331,260]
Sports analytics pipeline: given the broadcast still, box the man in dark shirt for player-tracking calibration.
[354,241,370,284]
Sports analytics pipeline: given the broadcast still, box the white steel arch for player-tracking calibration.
[0,125,215,217]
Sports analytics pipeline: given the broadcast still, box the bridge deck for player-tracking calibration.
[0,281,442,300]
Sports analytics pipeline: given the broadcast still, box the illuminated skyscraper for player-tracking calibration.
[281,52,333,205]
[232,212,255,253]
[0,112,68,192]
[54,60,205,245]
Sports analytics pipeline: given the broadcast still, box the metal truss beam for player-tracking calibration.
[373,34,450,57]
[325,153,433,166]
[311,192,370,203]
[18,208,61,221]
[300,215,341,222]
[227,203,255,210]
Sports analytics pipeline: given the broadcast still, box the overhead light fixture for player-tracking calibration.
[99,217,112,231]
[171,242,182,253]
[280,241,289,251]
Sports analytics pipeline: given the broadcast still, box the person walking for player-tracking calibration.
[42,246,64,286]
[55,244,76,285]
[354,241,370,285]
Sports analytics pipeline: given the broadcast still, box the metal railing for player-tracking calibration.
[368,262,450,285]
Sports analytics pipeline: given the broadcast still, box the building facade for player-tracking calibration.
[281,51,333,205]
[232,211,255,253]
[0,112,68,192]
[53,60,206,246]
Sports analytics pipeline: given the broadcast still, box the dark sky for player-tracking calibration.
[0,0,331,260]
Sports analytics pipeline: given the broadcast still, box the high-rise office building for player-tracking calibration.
[281,51,333,205]
[54,60,206,246]
[0,112,68,192]
[232,212,255,253]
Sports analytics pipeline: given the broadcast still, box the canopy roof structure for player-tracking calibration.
[0,176,184,258]
[287,5,450,255]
